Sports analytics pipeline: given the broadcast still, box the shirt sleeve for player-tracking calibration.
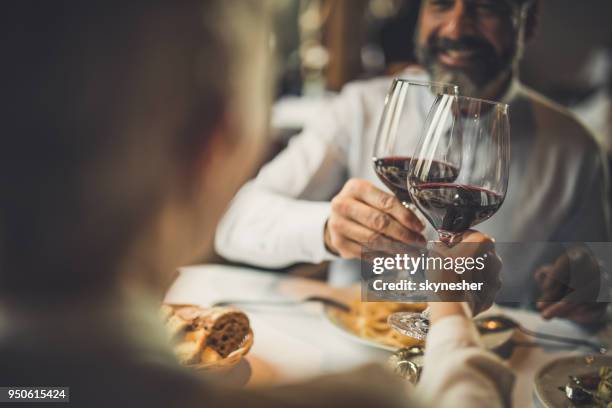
[554,144,611,242]
[417,315,515,408]
[215,84,366,268]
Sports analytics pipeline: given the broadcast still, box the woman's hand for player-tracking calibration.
[428,231,502,319]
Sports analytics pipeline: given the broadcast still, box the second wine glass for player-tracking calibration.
[409,94,510,245]
[388,94,510,340]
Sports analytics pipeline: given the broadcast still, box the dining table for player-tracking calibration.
[165,264,612,408]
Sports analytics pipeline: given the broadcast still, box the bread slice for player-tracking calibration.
[197,307,250,358]
[161,304,250,364]
[201,347,223,364]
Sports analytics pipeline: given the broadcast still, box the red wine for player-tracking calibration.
[373,156,459,205]
[410,183,502,233]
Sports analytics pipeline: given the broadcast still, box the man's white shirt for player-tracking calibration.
[215,68,610,290]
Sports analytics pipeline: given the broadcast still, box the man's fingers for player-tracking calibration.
[539,302,571,319]
[381,197,425,232]
[328,216,380,243]
[540,302,607,324]
[539,301,575,320]
[338,198,425,245]
[534,265,551,286]
[537,285,568,305]
[344,179,424,231]
[329,179,428,258]
[553,253,571,273]
[328,233,363,259]
[535,262,573,304]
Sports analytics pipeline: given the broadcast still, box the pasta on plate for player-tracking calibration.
[329,300,426,348]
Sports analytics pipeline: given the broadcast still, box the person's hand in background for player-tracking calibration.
[535,245,607,325]
[324,178,425,258]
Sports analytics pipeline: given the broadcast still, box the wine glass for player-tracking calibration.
[388,94,510,340]
[373,79,458,207]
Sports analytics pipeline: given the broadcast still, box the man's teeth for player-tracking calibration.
[444,49,475,58]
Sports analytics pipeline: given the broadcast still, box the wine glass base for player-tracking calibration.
[388,312,429,341]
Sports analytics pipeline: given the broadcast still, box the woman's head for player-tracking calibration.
[0,1,271,303]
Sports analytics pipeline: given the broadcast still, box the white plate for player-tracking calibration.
[323,305,514,353]
[534,355,612,408]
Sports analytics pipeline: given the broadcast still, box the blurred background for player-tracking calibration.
[268,0,612,152]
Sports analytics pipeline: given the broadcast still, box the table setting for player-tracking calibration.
[150,79,611,408]
[164,263,612,407]
[158,79,612,408]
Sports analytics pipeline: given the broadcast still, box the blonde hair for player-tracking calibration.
[0,1,270,301]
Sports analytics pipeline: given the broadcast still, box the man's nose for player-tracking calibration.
[438,1,477,39]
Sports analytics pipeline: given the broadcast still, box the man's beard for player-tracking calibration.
[415,34,516,98]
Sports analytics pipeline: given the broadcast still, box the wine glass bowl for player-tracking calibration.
[409,95,510,246]
[387,94,510,341]
[372,79,459,207]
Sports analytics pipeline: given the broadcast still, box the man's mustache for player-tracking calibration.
[428,36,497,59]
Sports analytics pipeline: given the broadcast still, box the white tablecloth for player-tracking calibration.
[165,264,612,408]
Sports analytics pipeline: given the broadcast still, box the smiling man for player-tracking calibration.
[416,0,533,99]
[216,0,610,323]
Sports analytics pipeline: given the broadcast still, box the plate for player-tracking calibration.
[534,355,612,408]
[323,304,514,353]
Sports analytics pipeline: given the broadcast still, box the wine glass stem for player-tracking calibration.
[438,231,463,247]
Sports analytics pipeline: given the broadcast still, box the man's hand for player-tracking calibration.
[535,246,607,325]
[324,178,425,258]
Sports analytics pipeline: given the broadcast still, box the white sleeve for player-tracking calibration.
[215,85,366,268]
[417,315,515,408]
